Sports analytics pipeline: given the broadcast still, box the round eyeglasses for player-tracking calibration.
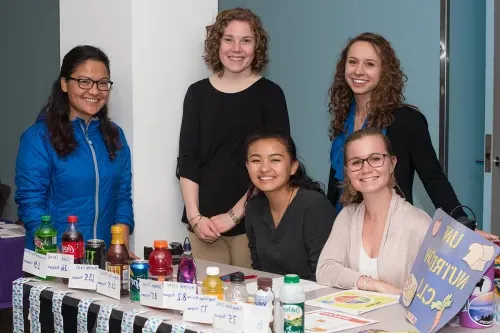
[68,77,113,91]
[346,153,388,172]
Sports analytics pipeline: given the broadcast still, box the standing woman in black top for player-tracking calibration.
[327,32,466,217]
[177,8,290,267]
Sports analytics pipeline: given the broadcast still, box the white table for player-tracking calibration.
[23,260,497,332]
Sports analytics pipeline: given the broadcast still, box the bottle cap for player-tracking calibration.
[67,216,78,223]
[284,274,300,284]
[41,215,51,222]
[111,225,123,234]
[257,277,273,288]
[183,237,192,252]
[153,240,168,248]
[206,266,220,276]
[230,271,244,282]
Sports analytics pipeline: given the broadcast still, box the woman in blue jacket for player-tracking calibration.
[15,45,136,257]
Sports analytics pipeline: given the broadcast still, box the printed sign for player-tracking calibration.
[400,209,500,333]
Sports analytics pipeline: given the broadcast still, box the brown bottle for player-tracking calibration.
[106,225,129,296]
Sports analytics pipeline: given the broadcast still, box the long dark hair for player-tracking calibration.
[245,132,324,198]
[42,45,121,160]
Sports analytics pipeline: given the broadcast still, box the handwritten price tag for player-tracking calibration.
[163,281,197,310]
[46,253,73,278]
[139,279,164,308]
[68,264,98,290]
[96,269,121,300]
[243,304,272,333]
[22,249,47,278]
[182,295,217,324]
[213,300,244,332]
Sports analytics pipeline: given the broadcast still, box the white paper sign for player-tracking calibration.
[46,253,73,278]
[243,304,272,333]
[213,300,245,332]
[22,249,47,278]
[163,281,197,310]
[68,264,98,290]
[139,279,164,308]
[96,269,121,300]
[182,295,218,324]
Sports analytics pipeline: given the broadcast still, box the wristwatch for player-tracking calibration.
[228,209,241,225]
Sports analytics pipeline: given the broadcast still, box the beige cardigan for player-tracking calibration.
[316,190,431,290]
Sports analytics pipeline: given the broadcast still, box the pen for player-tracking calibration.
[220,273,258,281]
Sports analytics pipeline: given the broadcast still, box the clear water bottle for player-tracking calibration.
[225,271,249,303]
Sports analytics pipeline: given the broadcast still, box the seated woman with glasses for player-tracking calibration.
[15,45,137,258]
[316,127,431,294]
[245,132,335,281]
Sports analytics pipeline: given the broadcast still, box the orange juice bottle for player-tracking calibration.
[202,266,224,300]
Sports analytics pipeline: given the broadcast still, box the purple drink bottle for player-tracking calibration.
[177,237,197,284]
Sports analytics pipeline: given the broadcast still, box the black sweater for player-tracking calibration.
[177,78,290,236]
[327,105,464,217]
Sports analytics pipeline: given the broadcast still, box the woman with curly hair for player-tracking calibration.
[15,45,137,257]
[327,32,464,219]
[177,8,290,267]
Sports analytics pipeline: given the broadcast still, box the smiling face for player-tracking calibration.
[246,138,299,193]
[344,41,382,100]
[219,20,256,76]
[61,59,110,122]
[345,134,396,195]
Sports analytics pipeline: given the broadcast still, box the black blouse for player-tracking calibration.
[245,188,335,280]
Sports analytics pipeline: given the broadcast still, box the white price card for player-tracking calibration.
[139,279,164,308]
[243,304,272,333]
[163,281,197,310]
[22,249,47,278]
[46,253,73,278]
[182,295,217,324]
[96,269,121,300]
[68,264,98,290]
[213,300,245,333]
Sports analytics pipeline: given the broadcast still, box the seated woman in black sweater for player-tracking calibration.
[245,132,335,281]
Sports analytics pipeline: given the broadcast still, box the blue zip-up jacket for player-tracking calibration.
[15,117,134,250]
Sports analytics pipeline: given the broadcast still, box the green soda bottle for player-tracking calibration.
[34,215,57,280]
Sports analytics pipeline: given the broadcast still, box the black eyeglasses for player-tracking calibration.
[346,153,388,172]
[68,77,113,91]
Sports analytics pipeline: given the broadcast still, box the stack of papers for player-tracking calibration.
[0,223,25,238]
[246,276,327,297]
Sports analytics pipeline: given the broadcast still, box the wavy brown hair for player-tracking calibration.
[328,32,408,139]
[203,7,269,76]
[340,127,399,205]
[42,45,121,160]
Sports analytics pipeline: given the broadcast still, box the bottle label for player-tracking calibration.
[34,236,57,251]
[62,241,84,259]
[107,264,130,291]
[281,302,304,333]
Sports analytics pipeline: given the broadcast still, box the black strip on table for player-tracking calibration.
[22,283,199,333]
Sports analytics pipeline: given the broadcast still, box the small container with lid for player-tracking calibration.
[148,240,173,282]
[225,272,249,303]
[202,266,225,300]
[255,277,274,332]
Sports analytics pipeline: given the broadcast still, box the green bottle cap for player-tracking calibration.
[284,274,300,284]
[41,215,51,222]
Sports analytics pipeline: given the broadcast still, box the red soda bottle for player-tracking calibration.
[62,216,84,283]
[148,240,173,282]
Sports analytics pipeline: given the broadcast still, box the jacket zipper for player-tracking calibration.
[79,121,100,239]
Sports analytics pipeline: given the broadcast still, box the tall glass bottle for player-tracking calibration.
[106,225,129,296]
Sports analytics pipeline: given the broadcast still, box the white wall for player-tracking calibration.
[59,0,218,254]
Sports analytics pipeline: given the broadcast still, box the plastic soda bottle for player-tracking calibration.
[177,237,197,284]
[148,240,173,282]
[202,266,224,300]
[34,215,57,280]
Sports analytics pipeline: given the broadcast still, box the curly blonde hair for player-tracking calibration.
[203,8,269,76]
[328,32,408,139]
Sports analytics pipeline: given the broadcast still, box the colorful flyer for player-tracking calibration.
[305,290,399,315]
[400,209,500,333]
[305,310,378,332]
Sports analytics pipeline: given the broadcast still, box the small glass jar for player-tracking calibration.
[225,271,249,303]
